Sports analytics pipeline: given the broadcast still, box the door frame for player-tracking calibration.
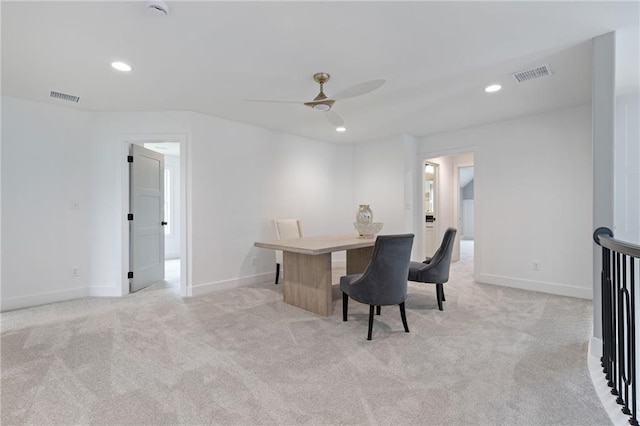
[422,160,440,259]
[452,161,474,263]
[119,133,189,297]
[416,146,478,277]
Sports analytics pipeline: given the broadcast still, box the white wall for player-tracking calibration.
[614,93,639,244]
[420,105,593,299]
[1,98,357,309]
[1,97,93,310]
[614,26,640,244]
[402,134,419,235]
[590,32,617,349]
[352,135,407,235]
[187,112,353,295]
[0,96,598,309]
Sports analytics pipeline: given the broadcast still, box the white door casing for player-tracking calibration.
[130,144,165,292]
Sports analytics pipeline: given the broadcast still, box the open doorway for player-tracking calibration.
[422,153,474,266]
[144,142,181,294]
[423,161,439,258]
[120,134,188,297]
[457,165,475,263]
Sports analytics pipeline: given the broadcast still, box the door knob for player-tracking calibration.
[161,221,168,226]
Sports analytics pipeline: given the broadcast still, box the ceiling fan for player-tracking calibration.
[246,73,385,130]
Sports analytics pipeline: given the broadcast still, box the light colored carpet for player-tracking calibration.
[1,241,610,425]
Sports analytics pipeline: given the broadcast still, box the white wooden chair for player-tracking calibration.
[273,219,303,284]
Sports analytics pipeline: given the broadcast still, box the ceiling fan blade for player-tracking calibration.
[325,110,344,127]
[244,99,303,104]
[332,79,385,101]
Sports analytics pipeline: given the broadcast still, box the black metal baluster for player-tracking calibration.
[613,251,620,397]
[630,258,638,426]
[594,228,640,425]
[604,247,613,387]
[621,254,631,413]
[617,252,623,401]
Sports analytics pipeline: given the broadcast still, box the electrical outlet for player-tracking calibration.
[72,267,80,277]
[251,257,257,267]
[531,261,540,271]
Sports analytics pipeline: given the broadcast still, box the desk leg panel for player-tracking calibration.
[283,252,332,317]
[346,246,374,274]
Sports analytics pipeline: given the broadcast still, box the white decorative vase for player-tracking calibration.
[356,204,373,224]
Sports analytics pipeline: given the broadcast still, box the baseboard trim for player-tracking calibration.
[190,272,276,296]
[587,339,628,425]
[89,286,120,297]
[478,273,592,299]
[1,286,91,312]
[589,337,603,358]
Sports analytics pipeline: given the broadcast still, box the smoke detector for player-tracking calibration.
[147,1,170,16]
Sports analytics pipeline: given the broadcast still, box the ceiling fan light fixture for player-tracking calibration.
[336,126,346,132]
[313,103,331,111]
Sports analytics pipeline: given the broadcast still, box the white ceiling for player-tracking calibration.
[2,1,638,143]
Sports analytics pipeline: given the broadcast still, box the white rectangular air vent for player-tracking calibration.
[512,65,552,83]
[50,91,80,103]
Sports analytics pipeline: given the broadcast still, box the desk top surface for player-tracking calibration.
[254,233,375,255]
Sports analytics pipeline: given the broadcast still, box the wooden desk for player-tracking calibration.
[254,234,375,316]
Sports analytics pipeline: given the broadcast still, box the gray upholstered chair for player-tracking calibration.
[408,227,457,311]
[273,219,303,284]
[340,234,414,340]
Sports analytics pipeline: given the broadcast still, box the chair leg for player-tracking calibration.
[342,292,348,321]
[436,283,444,311]
[399,302,409,333]
[442,288,446,301]
[376,305,381,315]
[367,305,375,340]
[275,263,280,284]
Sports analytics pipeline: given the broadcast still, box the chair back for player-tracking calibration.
[425,227,457,283]
[273,219,303,264]
[356,234,414,305]
[274,219,303,240]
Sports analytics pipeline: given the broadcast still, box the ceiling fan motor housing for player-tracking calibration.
[305,99,335,111]
[306,73,334,110]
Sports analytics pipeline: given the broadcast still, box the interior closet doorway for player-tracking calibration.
[120,134,188,297]
[144,141,182,294]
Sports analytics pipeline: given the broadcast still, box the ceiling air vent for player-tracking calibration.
[50,91,80,103]
[512,65,553,83]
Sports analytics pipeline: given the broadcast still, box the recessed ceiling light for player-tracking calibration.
[485,84,502,93]
[111,61,132,72]
[336,126,346,132]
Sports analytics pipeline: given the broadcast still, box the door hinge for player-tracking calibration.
[128,213,133,221]
[127,155,133,163]
[127,271,134,279]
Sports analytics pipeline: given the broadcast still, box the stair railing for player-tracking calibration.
[594,227,640,426]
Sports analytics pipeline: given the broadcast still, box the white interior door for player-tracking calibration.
[462,199,475,239]
[130,144,165,292]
